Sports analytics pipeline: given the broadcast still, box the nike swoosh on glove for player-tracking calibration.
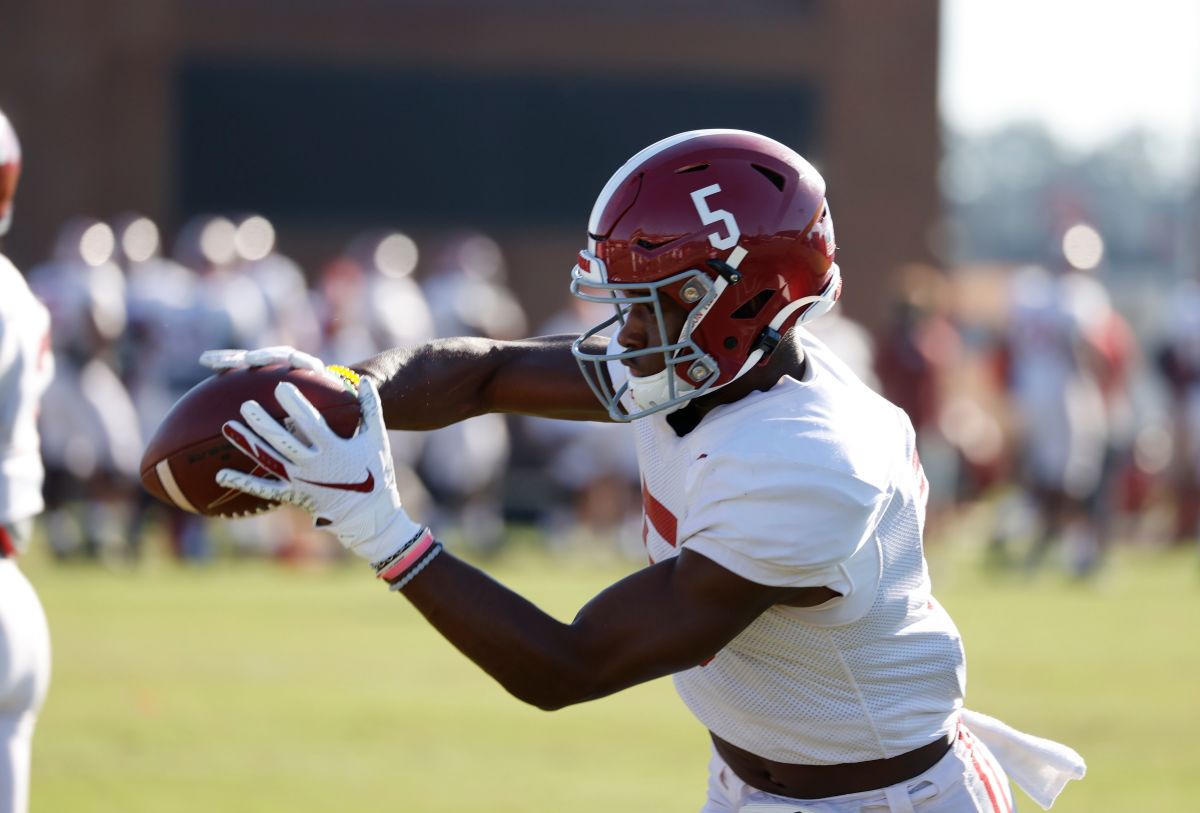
[216,377,426,569]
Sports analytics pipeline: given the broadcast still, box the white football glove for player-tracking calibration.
[200,345,327,373]
[200,345,363,397]
[216,377,440,585]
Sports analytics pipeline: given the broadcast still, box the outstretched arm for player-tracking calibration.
[216,376,835,710]
[352,334,612,430]
[399,545,812,710]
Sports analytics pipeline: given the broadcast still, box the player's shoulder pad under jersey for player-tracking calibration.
[678,431,888,583]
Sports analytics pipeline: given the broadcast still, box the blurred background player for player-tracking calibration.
[171,214,273,373]
[116,212,201,446]
[1157,277,1200,547]
[418,232,525,553]
[875,265,969,535]
[804,300,880,391]
[522,288,641,556]
[233,214,321,353]
[0,107,54,813]
[993,261,1113,576]
[115,212,206,561]
[26,218,142,563]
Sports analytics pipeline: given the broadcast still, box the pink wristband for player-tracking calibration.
[376,528,436,582]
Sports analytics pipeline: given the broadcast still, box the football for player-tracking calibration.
[140,365,361,517]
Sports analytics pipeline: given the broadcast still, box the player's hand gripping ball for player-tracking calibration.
[139,364,361,517]
[216,376,428,571]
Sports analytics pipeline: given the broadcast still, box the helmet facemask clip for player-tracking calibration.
[706,258,743,285]
[751,326,783,359]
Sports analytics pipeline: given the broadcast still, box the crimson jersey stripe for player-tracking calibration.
[641,480,677,546]
[0,526,15,557]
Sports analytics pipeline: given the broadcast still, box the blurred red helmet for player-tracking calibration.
[571,129,840,420]
[0,109,21,237]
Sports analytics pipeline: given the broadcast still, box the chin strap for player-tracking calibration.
[735,263,841,376]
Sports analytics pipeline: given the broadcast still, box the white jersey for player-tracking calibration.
[610,328,965,764]
[0,254,53,528]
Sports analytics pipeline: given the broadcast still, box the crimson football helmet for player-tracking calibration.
[571,129,841,421]
[0,108,21,237]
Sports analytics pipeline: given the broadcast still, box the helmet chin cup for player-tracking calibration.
[570,265,723,422]
[626,368,693,415]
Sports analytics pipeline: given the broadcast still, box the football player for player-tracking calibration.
[0,107,54,813]
[27,217,145,562]
[1000,263,1112,574]
[208,130,1084,811]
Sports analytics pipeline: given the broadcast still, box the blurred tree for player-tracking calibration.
[942,123,1192,273]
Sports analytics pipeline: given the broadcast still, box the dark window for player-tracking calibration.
[176,61,817,227]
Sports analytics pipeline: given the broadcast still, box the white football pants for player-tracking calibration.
[0,556,51,813]
[701,724,1016,813]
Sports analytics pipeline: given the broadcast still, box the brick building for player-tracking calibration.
[0,0,940,328]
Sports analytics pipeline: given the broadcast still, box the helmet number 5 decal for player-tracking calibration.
[690,184,741,250]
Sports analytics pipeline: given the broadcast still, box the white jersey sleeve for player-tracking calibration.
[680,450,886,589]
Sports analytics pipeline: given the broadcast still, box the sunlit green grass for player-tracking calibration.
[22,523,1200,812]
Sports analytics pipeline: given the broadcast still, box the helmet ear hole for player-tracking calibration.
[723,337,738,350]
[731,289,776,319]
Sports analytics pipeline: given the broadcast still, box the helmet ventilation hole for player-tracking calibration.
[723,337,738,349]
[636,237,676,250]
[751,164,786,191]
[674,162,710,174]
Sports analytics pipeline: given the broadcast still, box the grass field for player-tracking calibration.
[20,524,1200,813]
